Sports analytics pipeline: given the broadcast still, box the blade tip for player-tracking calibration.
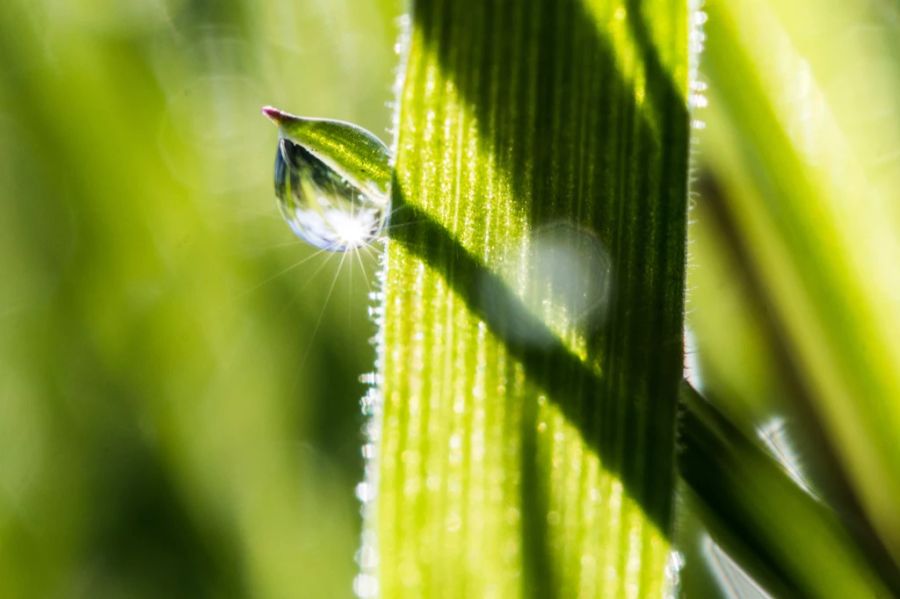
[261,105,285,122]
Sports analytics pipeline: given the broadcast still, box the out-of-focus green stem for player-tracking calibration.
[701,0,900,560]
[679,382,897,598]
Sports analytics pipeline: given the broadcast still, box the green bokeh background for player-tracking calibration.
[0,1,399,596]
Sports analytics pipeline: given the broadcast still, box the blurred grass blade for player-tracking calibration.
[679,382,897,598]
[369,0,689,595]
[700,0,900,559]
[0,1,401,596]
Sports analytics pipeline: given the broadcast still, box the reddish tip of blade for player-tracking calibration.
[261,105,285,122]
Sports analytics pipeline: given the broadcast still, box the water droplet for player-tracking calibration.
[274,137,389,251]
[355,481,375,503]
[664,551,685,599]
[689,93,708,108]
[262,107,392,251]
[353,573,379,598]
[355,544,378,569]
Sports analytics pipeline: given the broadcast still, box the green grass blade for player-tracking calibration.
[679,383,896,598]
[700,0,900,561]
[368,0,690,595]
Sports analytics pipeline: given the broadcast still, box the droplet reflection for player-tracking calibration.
[274,137,389,251]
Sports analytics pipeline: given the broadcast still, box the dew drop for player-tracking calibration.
[274,137,389,251]
[353,573,379,599]
[355,481,376,503]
